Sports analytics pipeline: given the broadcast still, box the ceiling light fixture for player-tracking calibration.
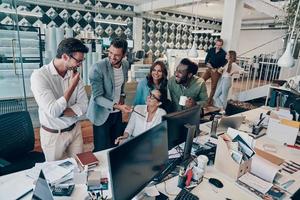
[211,32,221,36]
[0,7,42,18]
[277,0,300,68]
[93,18,127,26]
[191,29,214,34]
[188,0,199,58]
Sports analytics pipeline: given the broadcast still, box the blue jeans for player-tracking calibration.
[213,77,232,109]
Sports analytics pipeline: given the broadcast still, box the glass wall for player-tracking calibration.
[0,0,42,127]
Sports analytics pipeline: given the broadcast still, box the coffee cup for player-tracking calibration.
[179,96,188,106]
[197,155,209,170]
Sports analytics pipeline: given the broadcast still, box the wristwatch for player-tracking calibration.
[120,93,126,98]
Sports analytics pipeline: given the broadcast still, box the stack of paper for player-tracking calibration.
[26,158,77,185]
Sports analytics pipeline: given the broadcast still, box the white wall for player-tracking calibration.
[237,29,286,57]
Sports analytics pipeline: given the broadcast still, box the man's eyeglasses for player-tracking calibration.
[69,54,85,64]
[148,91,161,102]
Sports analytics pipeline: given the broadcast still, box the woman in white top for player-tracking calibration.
[213,50,242,111]
[115,89,166,145]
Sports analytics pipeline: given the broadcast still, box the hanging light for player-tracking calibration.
[188,0,198,58]
[277,40,294,68]
[277,0,300,68]
[188,41,198,58]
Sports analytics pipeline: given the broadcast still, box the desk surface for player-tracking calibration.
[1,106,300,200]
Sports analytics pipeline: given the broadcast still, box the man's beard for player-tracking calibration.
[175,76,187,84]
[66,65,78,72]
[110,58,122,66]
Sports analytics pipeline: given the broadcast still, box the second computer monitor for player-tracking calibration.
[108,121,168,200]
[163,105,201,150]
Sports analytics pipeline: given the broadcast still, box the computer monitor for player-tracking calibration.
[108,121,168,200]
[163,105,201,151]
[127,39,134,48]
[102,37,111,47]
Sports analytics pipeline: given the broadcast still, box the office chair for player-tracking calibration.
[0,111,45,175]
[290,98,300,121]
[134,50,145,62]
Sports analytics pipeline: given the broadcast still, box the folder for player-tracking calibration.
[266,118,299,145]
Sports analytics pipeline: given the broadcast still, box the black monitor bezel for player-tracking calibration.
[162,105,201,150]
[108,121,168,200]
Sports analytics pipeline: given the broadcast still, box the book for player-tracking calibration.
[75,151,99,168]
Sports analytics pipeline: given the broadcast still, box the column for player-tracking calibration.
[133,6,143,51]
[221,0,244,51]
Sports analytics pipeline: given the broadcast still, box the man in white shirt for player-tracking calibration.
[31,38,89,161]
[87,38,132,151]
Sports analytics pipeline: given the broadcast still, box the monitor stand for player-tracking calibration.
[183,124,196,161]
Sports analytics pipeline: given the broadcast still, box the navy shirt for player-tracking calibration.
[205,48,227,68]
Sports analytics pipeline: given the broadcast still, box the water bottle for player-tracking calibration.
[210,115,220,139]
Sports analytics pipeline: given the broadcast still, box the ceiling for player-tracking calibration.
[105,0,287,21]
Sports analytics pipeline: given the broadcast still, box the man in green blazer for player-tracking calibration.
[87,38,132,151]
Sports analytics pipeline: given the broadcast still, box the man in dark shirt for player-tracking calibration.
[202,38,227,106]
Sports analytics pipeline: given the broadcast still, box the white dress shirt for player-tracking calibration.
[125,105,166,137]
[30,61,88,129]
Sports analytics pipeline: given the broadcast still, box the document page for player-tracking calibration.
[0,174,34,200]
[251,155,280,183]
[238,172,273,194]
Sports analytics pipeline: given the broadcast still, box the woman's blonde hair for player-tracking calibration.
[227,50,237,73]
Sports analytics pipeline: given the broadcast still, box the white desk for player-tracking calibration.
[1,107,299,200]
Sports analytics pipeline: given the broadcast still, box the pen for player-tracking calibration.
[290,160,300,168]
[285,144,300,150]
[283,164,297,172]
[286,162,300,170]
[132,107,146,118]
[256,117,265,126]
[16,188,33,200]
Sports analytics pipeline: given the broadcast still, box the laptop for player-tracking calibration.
[32,170,54,200]
[208,115,245,135]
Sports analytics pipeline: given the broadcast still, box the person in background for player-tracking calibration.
[168,58,208,112]
[115,89,166,145]
[30,38,89,161]
[213,50,242,112]
[134,61,170,112]
[202,38,227,106]
[87,38,132,151]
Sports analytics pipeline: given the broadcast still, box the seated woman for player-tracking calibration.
[115,89,166,145]
[134,61,170,112]
[213,50,242,112]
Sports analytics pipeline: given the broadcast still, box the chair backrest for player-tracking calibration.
[0,111,34,159]
[135,50,145,60]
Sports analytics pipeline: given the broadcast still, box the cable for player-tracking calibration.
[163,181,177,196]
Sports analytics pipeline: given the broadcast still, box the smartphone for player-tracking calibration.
[52,185,75,196]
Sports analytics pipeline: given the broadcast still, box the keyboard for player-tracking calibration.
[175,189,199,200]
[153,157,181,183]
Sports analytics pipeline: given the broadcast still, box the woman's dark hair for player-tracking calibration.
[56,38,89,58]
[226,50,237,73]
[146,61,168,90]
[157,87,172,113]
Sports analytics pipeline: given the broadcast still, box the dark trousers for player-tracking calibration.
[93,112,126,152]
[202,68,221,105]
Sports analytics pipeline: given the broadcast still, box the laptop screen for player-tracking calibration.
[32,170,54,200]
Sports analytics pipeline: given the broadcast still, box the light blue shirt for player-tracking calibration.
[134,78,151,105]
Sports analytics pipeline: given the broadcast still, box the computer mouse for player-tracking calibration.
[208,178,224,188]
